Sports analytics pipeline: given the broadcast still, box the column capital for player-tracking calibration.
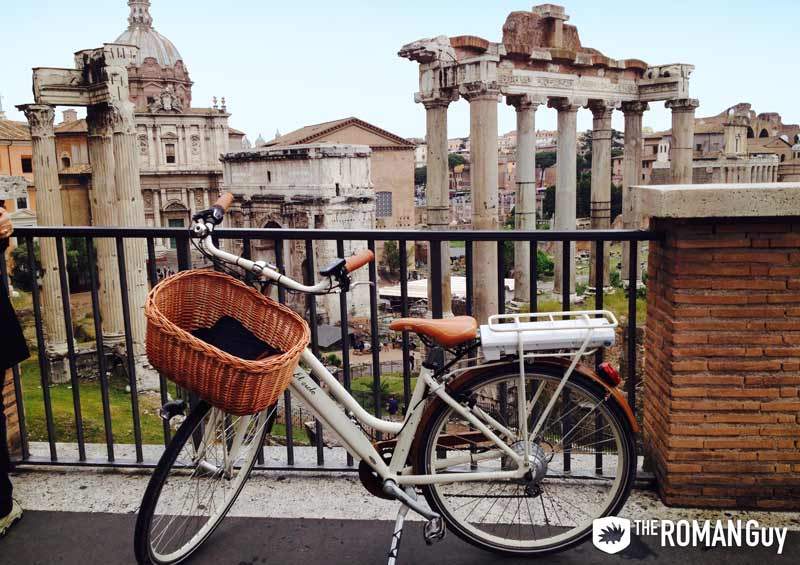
[86,104,116,137]
[620,100,650,115]
[665,98,700,113]
[505,93,546,112]
[17,104,55,138]
[110,100,137,135]
[418,90,459,109]
[547,97,586,113]
[459,81,501,102]
[588,100,618,119]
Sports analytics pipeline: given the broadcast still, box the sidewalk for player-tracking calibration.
[3,467,799,564]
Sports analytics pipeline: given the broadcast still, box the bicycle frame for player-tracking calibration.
[287,349,529,486]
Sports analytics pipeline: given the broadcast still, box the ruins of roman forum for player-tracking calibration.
[400,4,697,323]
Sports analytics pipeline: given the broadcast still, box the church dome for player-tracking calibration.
[115,1,184,68]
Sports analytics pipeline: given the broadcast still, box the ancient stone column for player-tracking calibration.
[111,100,150,350]
[665,98,699,185]
[464,86,500,322]
[621,101,649,283]
[550,98,582,297]
[19,105,67,346]
[422,95,455,317]
[589,101,615,288]
[507,94,543,303]
[86,105,125,337]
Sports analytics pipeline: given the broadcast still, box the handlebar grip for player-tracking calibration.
[213,192,234,212]
[344,249,374,273]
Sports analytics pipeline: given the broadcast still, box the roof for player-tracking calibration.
[265,117,415,149]
[115,2,183,68]
[55,119,87,134]
[229,127,245,136]
[0,120,30,141]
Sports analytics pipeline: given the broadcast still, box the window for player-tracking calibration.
[376,191,393,218]
[62,156,71,169]
[335,182,341,197]
[21,157,33,173]
[165,143,176,164]
[695,143,702,152]
[267,171,272,182]
[16,197,28,210]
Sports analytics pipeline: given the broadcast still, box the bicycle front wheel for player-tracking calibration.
[415,363,637,556]
[134,400,273,564]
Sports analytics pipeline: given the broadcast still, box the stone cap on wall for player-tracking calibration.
[634,183,800,220]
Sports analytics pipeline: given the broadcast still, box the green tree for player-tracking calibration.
[11,241,39,292]
[448,153,466,169]
[380,240,402,278]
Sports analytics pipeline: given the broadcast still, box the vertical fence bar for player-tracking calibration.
[176,235,191,271]
[464,240,473,317]
[594,240,605,475]
[242,237,254,285]
[560,239,571,472]
[529,239,538,313]
[116,237,144,462]
[337,239,354,467]
[146,238,171,446]
[274,239,293,466]
[25,237,57,460]
[303,239,324,466]
[398,240,411,409]
[55,237,86,461]
[367,240,382,437]
[429,239,443,319]
[627,239,638,414]
[496,240,505,316]
[0,250,28,459]
[561,240,571,313]
[86,238,114,461]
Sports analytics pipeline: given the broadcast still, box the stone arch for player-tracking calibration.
[747,127,755,139]
[759,129,769,138]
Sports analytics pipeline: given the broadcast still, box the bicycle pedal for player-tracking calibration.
[423,516,446,545]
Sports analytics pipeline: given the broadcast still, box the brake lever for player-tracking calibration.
[350,281,374,289]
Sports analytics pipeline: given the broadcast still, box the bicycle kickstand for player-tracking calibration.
[386,498,411,565]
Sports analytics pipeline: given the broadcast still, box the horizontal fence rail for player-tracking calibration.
[2,226,660,472]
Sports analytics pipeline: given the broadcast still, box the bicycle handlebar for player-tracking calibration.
[345,249,374,273]
[213,192,234,212]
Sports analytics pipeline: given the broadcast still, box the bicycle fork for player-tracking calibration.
[383,481,446,565]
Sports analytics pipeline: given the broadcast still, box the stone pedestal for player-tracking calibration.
[465,88,500,322]
[589,102,614,288]
[638,182,800,510]
[550,98,582,296]
[508,95,542,303]
[19,104,67,347]
[621,101,648,284]
[422,96,455,317]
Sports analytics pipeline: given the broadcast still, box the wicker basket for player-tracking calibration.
[145,269,310,415]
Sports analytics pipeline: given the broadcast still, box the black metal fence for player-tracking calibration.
[2,226,659,471]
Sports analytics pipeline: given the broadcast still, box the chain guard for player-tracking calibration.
[358,447,395,500]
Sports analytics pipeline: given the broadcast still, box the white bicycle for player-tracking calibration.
[134,194,639,564]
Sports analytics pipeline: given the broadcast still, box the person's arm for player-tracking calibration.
[0,203,12,252]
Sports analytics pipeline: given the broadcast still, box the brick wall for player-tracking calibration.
[645,217,800,510]
[2,369,21,459]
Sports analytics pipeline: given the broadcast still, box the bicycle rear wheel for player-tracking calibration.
[416,363,637,556]
[134,400,273,564]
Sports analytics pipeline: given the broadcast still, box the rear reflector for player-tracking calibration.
[599,362,621,386]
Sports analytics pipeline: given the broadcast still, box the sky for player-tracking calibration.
[1,0,798,142]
